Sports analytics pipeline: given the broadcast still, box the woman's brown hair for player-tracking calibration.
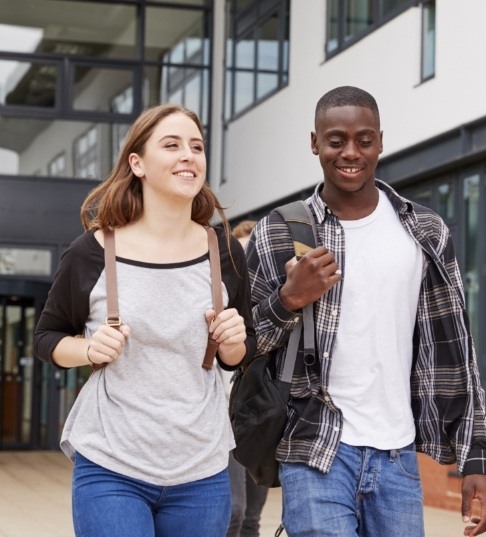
[81,103,230,238]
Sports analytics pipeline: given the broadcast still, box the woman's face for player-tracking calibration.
[130,112,206,204]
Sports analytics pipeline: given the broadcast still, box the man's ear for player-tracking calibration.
[311,131,318,155]
[129,153,144,177]
[379,131,384,154]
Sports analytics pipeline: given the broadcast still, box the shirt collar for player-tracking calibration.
[308,179,414,224]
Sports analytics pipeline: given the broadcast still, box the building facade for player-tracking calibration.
[0,3,485,506]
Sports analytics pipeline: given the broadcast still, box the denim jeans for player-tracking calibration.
[280,442,424,537]
[72,452,231,537]
[226,453,269,537]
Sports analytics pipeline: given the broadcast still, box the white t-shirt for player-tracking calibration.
[328,189,424,449]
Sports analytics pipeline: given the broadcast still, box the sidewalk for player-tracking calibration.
[0,451,469,536]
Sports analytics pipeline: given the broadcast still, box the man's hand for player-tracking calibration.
[279,246,342,311]
[462,474,486,535]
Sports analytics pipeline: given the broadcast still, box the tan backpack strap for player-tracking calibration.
[103,228,122,328]
[202,227,224,370]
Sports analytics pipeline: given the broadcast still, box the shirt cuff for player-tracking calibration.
[262,286,302,329]
[463,448,486,475]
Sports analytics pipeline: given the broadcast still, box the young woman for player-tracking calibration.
[34,104,256,537]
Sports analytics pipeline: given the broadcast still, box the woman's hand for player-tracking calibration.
[87,324,131,366]
[205,308,246,366]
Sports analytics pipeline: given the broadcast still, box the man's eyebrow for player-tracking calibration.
[325,128,377,137]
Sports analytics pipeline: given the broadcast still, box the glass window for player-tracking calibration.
[381,0,409,18]
[326,0,340,55]
[327,0,413,57]
[48,152,66,177]
[73,125,99,179]
[111,87,133,167]
[146,7,210,66]
[72,66,134,113]
[0,116,117,179]
[0,248,51,276]
[421,0,436,81]
[345,0,373,42]
[0,1,137,59]
[462,174,481,351]
[0,59,57,108]
[437,181,455,220]
[225,0,289,119]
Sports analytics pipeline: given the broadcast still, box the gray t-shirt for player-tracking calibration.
[34,229,256,486]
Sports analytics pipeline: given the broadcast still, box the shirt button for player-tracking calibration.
[324,396,330,402]
[336,228,342,235]
[323,352,329,358]
[333,426,340,432]
[331,310,338,317]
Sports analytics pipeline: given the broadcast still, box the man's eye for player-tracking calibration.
[329,140,343,147]
[359,140,372,147]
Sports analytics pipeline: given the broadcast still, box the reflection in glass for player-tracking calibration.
[236,37,255,69]
[72,66,133,113]
[234,71,254,114]
[0,117,120,179]
[381,0,409,18]
[73,126,99,179]
[257,73,278,100]
[0,1,137,59]
[326,0,339,54]
[0,60,57,108]
[48,152,66,177]
[257,17,279,70]
[0,248,51,276]
[147,7,209,66]
[345,0,373,41]
[463,174,480,352]
[437,181,455,220]
[421,1,436,80]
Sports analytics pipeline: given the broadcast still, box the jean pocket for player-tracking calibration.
[395,449,421,481]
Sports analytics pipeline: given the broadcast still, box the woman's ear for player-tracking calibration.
[129,153,144,177]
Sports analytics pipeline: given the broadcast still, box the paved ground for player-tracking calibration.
[0,451,469,536]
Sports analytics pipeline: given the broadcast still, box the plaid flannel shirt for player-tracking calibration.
[246,180,486,475]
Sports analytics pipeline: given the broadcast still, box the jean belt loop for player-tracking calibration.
[389,449,398,461]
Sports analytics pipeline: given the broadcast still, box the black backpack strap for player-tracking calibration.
[274,201,317,258]
[274,200,318,370]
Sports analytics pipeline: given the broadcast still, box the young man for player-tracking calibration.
[246,86,486,536]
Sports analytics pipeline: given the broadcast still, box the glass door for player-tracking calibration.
[0,296,36,448]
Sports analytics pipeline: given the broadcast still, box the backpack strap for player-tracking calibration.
[274,201,318,375]
[274,201,318,259]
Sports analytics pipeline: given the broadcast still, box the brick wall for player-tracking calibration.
[418,454,463,511]
[419,453,481,518]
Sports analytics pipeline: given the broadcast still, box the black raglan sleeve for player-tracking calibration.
[34,232,105,367]
[216,226,256,371]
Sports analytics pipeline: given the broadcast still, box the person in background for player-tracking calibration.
[223,219,269,537]
[34,103,256,537]
[246,86,486,537]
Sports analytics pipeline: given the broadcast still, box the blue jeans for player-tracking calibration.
[72,452,231,537]
[280,442,424,537]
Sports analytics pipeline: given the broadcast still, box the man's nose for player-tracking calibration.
[341,141,360,159]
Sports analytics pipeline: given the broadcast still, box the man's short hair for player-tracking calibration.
[315,86,380,128]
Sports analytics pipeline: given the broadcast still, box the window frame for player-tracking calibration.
[325,0,414,59]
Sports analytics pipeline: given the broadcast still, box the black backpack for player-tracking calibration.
[229,200,317,488]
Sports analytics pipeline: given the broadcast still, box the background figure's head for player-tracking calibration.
[81,104,226,231]
[314,86,380,129]
[232,219,257,248]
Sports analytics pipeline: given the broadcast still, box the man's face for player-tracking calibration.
[311,105,383,196]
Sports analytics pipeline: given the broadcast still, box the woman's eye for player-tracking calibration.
[192,145,204,152]
[165,142,178,149]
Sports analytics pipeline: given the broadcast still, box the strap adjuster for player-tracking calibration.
[105,316,122,327]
